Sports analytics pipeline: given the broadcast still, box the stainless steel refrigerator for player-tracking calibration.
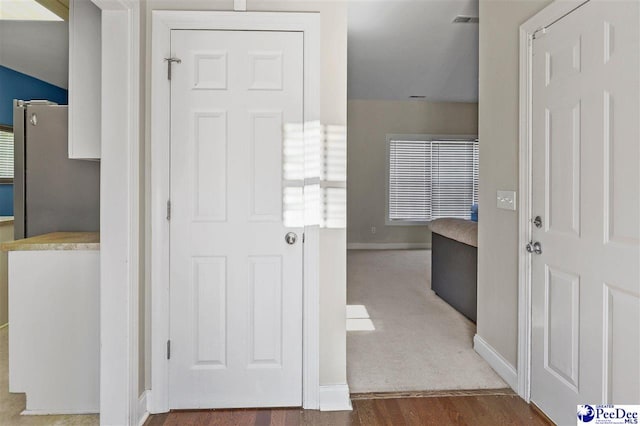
[13,100,99,239]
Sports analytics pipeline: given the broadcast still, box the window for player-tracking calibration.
[388,136,478,223]
[0,126,14,182]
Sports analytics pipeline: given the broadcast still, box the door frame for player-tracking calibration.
[90,0,142,424]
[149,11,321,413]
[517,0,590,402]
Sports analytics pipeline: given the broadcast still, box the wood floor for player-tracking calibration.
[145,393,552,426]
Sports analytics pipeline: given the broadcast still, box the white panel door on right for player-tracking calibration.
[530,1,639,424]
[169,30,304,409]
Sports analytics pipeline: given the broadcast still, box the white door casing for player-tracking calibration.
[529,1,639,423]
[96,7,322,423]
[91,0,142,424]
[169,29,304,409]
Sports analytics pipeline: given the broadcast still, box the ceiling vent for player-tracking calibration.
[453,16,479,24]
[409,95,426,99]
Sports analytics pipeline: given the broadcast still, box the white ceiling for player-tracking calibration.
[0,20,68,88]
[348,0,479,102]
[0,0,63,21]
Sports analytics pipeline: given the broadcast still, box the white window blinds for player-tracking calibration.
[0,129,14,180]
[389,140,432,221]
[388,139,478,222]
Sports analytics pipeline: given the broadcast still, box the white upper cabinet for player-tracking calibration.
[68,0,101,160]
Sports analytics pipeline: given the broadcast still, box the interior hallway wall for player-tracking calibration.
[347,99,478,247]
[477,0,551,368]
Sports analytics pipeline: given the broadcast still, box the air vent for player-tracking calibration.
[409,95,426,99]
[453,16,479,23]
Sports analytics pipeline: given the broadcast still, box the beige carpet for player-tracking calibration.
[0,326,99,425]
[347,249,507,393]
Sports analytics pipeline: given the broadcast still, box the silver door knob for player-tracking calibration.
[526,241,542,255]
[285,232,297,245]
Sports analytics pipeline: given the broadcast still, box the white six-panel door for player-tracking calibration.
[530,1,639,423]
[169,30,304,409]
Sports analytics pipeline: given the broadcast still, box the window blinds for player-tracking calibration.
[0,129,14,180]
[389,140,432,221]
[389,139,478,222]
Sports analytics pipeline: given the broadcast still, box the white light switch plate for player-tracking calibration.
[497,190,517,210]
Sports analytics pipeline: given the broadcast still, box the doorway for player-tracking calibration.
[346,0,506,395]
[150,11,322,412]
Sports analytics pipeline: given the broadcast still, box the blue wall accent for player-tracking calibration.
[0,185,14,216]
[0,65,68,126]
[0,65,68,215]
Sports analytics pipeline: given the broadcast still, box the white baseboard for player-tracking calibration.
[138,390,149,426]
[473,334,518,391]
[319,384,352,412]
[347,243,431,250]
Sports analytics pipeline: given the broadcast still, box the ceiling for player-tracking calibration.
[348,0,479,103]
[0,20,69,88]
[0,0,67,21]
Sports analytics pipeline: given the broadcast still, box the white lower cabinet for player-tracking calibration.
[8,249,99,414]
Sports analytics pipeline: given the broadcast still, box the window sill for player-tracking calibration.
[385,219,432,227]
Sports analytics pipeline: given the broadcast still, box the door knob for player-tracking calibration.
[285,232,297,245]
[526,241,542,255]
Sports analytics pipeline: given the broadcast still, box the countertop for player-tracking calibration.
[429,218,478,247]
[1,232,100,251]
[0,216,14,225]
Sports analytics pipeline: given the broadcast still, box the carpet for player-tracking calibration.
[347,249,507,393]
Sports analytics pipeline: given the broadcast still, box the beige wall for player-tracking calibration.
[477,0,551,367]
[141,0,348,393]
[347,100,478,246]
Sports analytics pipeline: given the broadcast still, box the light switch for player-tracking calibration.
[497,190,517,211]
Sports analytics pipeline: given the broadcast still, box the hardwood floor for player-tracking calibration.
[145,393,552,426]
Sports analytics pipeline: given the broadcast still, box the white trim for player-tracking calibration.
[517,15,534,405]
[517,0,589,404]
[302,226,320,409]
[347,243,431,250]
[92,0,136,9]
[149,11,170,414]
[91,0,141,425]
[137,391,149,426]
[473,335,518,391]
[318,385,352,412]
[233,0,246,12]
[150,11,321,413]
